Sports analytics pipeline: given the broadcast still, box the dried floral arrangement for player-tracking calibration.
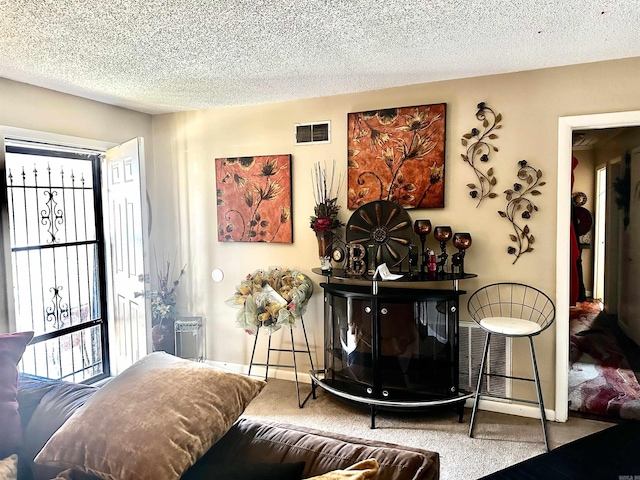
[498,160,546,264]
[310,160,345,232]
[461,102,502,207]
[226,266,313,335]
[151,258,186,327]
[150,255,186,353]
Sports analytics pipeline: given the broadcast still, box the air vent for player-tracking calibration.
[459,321,509,398]
[295,121,330,145]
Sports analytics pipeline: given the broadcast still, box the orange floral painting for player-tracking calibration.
[215,154,292,243]
[347,103,446,210]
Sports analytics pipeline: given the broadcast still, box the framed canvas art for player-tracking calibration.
[347,103,446,209]
[215,154,292,243]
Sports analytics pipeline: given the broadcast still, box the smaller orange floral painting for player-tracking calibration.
[347,103,446,210]
[215,154,292,243]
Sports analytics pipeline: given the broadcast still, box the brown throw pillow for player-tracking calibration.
[35,352,265,480]
[0,331,34,456]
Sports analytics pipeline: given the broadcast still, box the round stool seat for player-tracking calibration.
[479,316,542,336]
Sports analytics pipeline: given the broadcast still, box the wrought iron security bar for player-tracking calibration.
[5,142,109,383]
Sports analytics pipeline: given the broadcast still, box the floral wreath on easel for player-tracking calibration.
[225,266,313,335]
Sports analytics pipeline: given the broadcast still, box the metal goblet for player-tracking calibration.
[433,226,453,276]
[413,220,432,274]
[452,233,472,276]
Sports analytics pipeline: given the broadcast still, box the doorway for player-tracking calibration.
[556,111,640,422]
[0,128,150,381]
[568,128,640,419]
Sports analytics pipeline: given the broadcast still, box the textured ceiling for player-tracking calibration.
[1,0,639,115]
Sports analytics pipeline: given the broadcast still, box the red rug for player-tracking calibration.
[569,302,640,419]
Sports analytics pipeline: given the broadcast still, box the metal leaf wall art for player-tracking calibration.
[461,102,502,207]
[498,160,546,264]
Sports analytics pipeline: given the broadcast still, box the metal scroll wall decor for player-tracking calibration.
[461,102,502,207]
[498,160,546,264]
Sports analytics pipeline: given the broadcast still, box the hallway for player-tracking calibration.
[569,301,640,420]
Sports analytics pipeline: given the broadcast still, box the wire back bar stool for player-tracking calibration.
[467,282,556,451]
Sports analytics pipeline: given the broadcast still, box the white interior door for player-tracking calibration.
[606,159,622,316]
[104,137,149,374]
[593,165,606,303]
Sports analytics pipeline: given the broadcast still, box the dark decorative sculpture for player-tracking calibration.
[498,160,546,264]
[461,102,502,207]
[413,219,432,274]
[407,245,419,278]
[433,226,453,276]
[451,233,472,275]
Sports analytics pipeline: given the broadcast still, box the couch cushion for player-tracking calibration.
[17,375,70,431]
[35,352,265,480]
[182,461,306,480]
[208,417,439,480]
[306,459,379,480]
[0,331,33,456]
[22,380,98,480]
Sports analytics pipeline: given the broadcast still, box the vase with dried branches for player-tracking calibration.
[310,160,344,269]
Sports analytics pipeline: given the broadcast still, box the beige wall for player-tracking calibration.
[0,77,153,332]
[150,57,640,408]
[0,77,152,145]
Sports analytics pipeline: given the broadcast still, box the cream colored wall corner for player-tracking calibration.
[0,77,153,147]
[0,77,153,334]
[149,56,640,411]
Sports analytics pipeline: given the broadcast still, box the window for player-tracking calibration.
[4,139,109,383]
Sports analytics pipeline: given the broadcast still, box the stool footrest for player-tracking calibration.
[476,393,539,406]
[251,363,297,369]
[268,348,312,354]
[483,372,535,383]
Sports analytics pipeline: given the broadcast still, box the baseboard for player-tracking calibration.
[618,319,630,335]
[465,397,556,421]
[209,361,556,421]
[207,361,312,384]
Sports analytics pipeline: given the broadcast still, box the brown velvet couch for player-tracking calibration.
[16,375,439,480]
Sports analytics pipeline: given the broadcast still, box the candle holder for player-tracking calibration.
[433,226,453,277]
[413,219,432,275]
[451,232,472,276]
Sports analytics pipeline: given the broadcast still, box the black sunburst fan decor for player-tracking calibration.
[345,200,414,268]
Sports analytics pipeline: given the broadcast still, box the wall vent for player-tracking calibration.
[459,321,510,398]
[295,121,330,145]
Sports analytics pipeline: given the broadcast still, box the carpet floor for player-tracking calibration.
[243,377,614,480]
[569,302,640,420]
